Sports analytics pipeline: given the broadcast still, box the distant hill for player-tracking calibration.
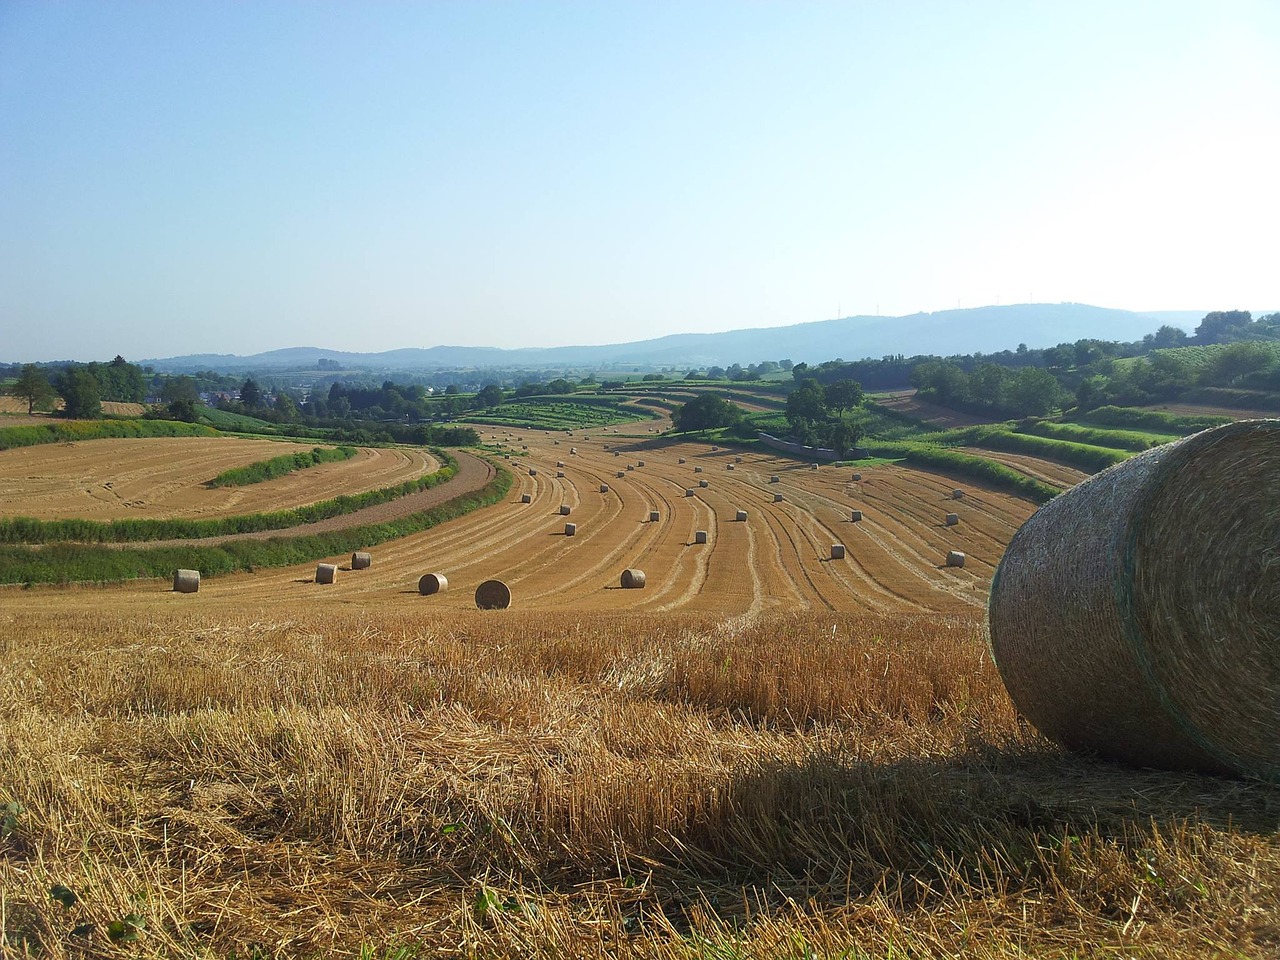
[142,303,1208,373]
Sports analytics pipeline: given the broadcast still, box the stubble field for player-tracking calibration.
[1,425,1277,958]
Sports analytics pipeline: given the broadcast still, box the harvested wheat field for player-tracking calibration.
[0,398,146,418]
[4,434,1278,957]
[0,437,437,521]
[958,446,1090,489]
[874,390,1000,428]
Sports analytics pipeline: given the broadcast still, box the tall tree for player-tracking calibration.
[671,393,742,432]
[161,376,202,422]
[824,378,864,414]
[58,368,102,419]
[239,378,263,408]
[10,364,56,414]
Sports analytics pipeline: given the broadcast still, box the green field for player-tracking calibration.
[468,397,650,430]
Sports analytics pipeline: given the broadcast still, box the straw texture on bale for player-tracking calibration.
[564,522,577,536]
[989,420,1280,781]
[945,513,959,526]
[735,510,748,522]
[620,568,646,589]
[173,569,200,593]
[315,563,338,584]
[418,573,448,595]
[520,493,532,504]
[474,579,512,610]
[695,530,708,544]
[851,509,863,522]
[351,551,372,570]
[559,504,571,516]
[831,544,846,560]
[649,510,660,522]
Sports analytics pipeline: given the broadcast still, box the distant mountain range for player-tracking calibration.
[142,303,1208,373]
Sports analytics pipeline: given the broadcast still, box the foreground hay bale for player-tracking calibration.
[315,563,338,584]
[685,488,695,497]
[851,509,863,522]
[351,551,371,570]
[418,573,448,595]
[172,569,200,593]
[852,472,862,481]
[831,544,845,560]
[694,466,703,473]
[774,493,784,503]
[989,421,1280,780]
[735,509,747,522]
[475,579,511,609]
[602,482,612,492]
[946,551,965,567]
[952,488,964,499]
[648,510,660,522]
[559,504,571,516]
[695,530,708,544]
[620,568,646,589]
[564,522,577,536]
[699,479,709,488]
[520,493,532,504]
[945,513,959,526]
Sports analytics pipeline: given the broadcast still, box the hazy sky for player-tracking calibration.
[2,1,1277,362]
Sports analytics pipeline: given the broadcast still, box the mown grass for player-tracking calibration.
[1074,405,1232,435]
[0,451,459,545]
[1019,420,1178,451]
[206,444,358,487]
[470,398,651,431]
[1,606,1275,957]
[0,463,509,584]
[0,418,217,451]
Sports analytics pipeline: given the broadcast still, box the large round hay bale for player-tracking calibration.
[951,488,964,500]
[520,493,532,504]
[678,457,686,464]
[570,447,577,454]
[649,510,660,522]
[557,460,565,467]
[559,504,571,516]
[773,493,784,503]
[564,522,577,536]
[695,530,708,544]
[852,472,862,482]
[685,488,695,497]
[475,579,511,609]
[620,568,646,589]
[627,464,635,471]
[851,509,863,522]
[699,479,709,488]
[556,470,565,478]
[529,468,538,476]
[946,551,965,567]
[603,482,613,491]
[351,551,372,570]
[945,513,959,526]
[769,475,780,483]
[694,466,703,473]
[418,573,448,595]
[173,569,200,593]
[989,421,1280,780]
[315,563,338,584]
[637,460,646,467]
[726,464,735,471]
[735,509,748,522]
[830,544,845,560]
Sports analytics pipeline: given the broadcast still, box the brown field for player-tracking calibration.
[0,437,437,521]
[0,398,147,417]
[1141,402,1280,421]
[958,446,1090,488]
[874,390,999,428]
[3,433,1276,957]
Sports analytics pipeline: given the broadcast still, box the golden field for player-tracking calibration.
[1,426,1277,958]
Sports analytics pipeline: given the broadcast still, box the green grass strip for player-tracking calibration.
[1017,420,1177,452]
[0,464,512,586]
[0,451,458,544]
[864,441,1061,504]
[1073,404,1232,436]
[0,419,218,451]
[207,445,358,487]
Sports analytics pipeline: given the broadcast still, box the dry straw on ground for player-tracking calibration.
[989,420,1280,781]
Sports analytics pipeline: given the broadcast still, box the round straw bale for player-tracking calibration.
[475,579,511,609]
[556,470,565,478]
[735,456,743,463]
[989,421,1280,780]
[557,460,565,467]
[769,475,780,483]
[852,472,862,481]
[831,544,846,560]
[649,510,660,522]
[695,530,708,544]
[951,488,964,499]
[351,551,372,570]
[711,445,719,451]
[521,493,532,504]
[627,464,635,471]
[638,460,646,467]
[694,465,703,473]
[699,479,709,488]
[602,483,612,492]
[851,509,863,522]
[564,522,577,536]
[811,463,819,470]
[614,451,621,457]
[559,504,571,516]
[173,569,200,593]
[735,509,748,522]
[616,470,625,478]
[945,513,959,526]
[726,464,735,471]
[946,550,965,567]
[315,563,338,584]
[678,457,686,464]
[529,468,537,476]
[570,447,577,454]
[773,493,784,503]
[685,488,695,497]
[620,568,646,589]
[418,573,448,595]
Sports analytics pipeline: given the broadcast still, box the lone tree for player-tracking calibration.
[671,392,742,433]
[10,364,56,414]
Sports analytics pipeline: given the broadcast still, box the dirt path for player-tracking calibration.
[90,450,495,548]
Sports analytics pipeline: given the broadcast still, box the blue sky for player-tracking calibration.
[2,1,1277,362]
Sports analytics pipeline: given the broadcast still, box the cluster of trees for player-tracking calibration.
[783,378,866,452]
[8,357,149,419]
[911,362,1067,418]
[686,360,793,381]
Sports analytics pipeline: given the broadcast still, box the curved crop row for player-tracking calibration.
[0,450,457,544]
[206,445,358,487]
[865,441,1060,504]
[0,419,218,452]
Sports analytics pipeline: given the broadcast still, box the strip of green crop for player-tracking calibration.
[1074,405,1231,435]
[1017,420,1175,451]
[206,445,358,487]
[865,441,1060,504]
[0,464,512,586]
[0,419,218,451]
[0,451,458,544]
[929,425,1130,472]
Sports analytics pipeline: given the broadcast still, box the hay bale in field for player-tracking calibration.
[988,420,1280,780]
[557,460,565,467]
[831,544,846,560]
[773,492,784,503]
[556,470,565,478]
[678,457,686,464]
[418,573,448,595]
[520,493,532,504]
[564,522,577,536]
[173,569,200,593]
[695,530,708,544]
[851,509,862,522]
[699,479,709,488]
[685,488,695,497]
[649,510,660,522]
[614,451,621,457]
[811,463,819,471]
[615,470,625,478]
[602,483,612,492]
[852,472,862,482]
[620,568,646,589]
[735,509,748,522]
[529,468,538,476]
[945,513,959,526]
[735,456,743,463]
[627,464,635,471]
[711,445,719,451]
[475,579,511,609]
[946,551,965,568]
[726,464,735,471]
[769,475,780,483]
[351,551,372,570]
[570,447,577,454]
[694,466,703,473]
[637,460,646,467]
[951,488,964,500]
[315,563,338,584]
[559,504,571,516]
